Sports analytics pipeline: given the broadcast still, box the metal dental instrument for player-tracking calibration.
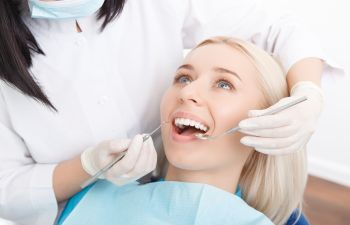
[80,122,166,189]
[195,96,308,141]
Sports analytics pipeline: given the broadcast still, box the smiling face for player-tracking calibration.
[160,43,266,173]
[159,39,298,223]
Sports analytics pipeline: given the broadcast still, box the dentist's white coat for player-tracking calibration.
[0,0,342,224]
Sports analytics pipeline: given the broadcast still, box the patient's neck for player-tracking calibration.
[165,164,243,194]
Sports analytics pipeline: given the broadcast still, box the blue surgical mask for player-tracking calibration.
[28,0,105,19]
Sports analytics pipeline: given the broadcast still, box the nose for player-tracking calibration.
[178,80,204,106]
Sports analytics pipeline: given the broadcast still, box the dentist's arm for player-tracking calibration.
[0,92,58,224]
[53,135,157,202]
[1,88,156,224]
[52,156,90,202]
[286,57,323,88]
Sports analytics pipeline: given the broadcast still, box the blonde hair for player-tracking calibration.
[196,37,308,225]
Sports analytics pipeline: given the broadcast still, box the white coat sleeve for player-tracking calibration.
[181,0,344,77]
[0,89,58,225]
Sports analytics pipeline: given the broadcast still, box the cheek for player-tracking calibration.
[160,88,175,121]
[203,134,253,169]
[212,100,248,132]
[212,91,262,130]
[164,145,203,170]
[160,88,178,154]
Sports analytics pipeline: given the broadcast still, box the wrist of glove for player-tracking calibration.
[238,81,324,155]
[80,134,157,186]
[290,81,324,116]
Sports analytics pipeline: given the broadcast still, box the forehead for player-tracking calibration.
[183,44,259,81]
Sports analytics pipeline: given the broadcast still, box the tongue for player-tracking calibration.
[180,127,202,136]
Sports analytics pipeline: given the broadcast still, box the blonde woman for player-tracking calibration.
[58,37,308,225]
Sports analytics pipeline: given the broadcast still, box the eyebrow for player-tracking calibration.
[177,64,242,81]
[177,64,194,71]
[213,67,242,81]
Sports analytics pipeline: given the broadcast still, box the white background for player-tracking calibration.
[1,0,349,224]
[259,0,350,187]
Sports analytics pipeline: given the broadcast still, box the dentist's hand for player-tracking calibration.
[239,81,324,155]
[81,134,157,186]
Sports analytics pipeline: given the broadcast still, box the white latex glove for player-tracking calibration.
[81,134,157,186]
[239,81,324,155]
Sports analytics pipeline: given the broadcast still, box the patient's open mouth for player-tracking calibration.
[173,118,209,136]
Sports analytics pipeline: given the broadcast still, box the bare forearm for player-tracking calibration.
[286,57,324,91]
[53,155,91,203]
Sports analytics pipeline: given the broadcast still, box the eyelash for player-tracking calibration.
[174,74,235,91]
[174,74,191,85]
[216,78,234,90]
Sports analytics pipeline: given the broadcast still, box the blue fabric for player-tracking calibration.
[28,0,104,19]
[158,178,243,198]
[57,183,95,225]
[59,180,273,225]
[58,179,242,225]
[286,210,310,225]
[58,181,308,225]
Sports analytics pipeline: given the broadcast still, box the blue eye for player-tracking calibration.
[217,80,233,90]
[175,75,192,85]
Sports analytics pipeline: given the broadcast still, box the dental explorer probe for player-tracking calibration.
[195,96,308,140]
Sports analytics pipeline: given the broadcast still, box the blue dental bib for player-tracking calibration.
[61,180,273,225]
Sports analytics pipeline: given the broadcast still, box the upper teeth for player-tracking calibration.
[174,118,208,132]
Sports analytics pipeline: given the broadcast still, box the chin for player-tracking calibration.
[165,146,215,172]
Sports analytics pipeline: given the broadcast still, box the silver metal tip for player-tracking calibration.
[195,133,208,140]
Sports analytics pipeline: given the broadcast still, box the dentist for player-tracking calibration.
[0,0,342,224]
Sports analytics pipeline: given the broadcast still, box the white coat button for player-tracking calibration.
[98,96,109,105]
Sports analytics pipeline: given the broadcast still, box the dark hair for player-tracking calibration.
[0,0,126,111]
